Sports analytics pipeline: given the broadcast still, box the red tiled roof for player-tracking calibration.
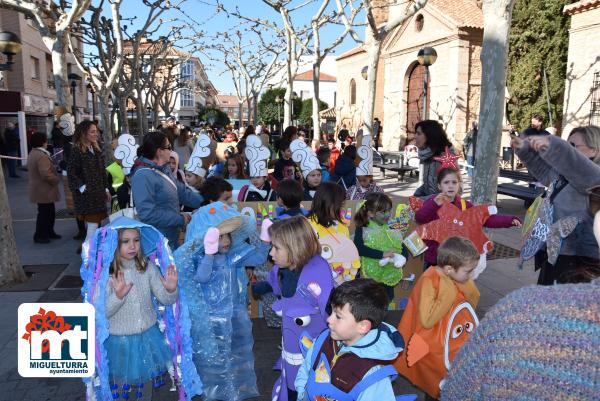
[564,0,600,14]
[294,70,336,81]
[428,0,483,29]
[335,46,366,61]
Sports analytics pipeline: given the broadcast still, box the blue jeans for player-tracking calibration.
[467,155,474,177]
[7,150,18,176]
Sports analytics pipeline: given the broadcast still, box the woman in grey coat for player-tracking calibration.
[413,120,455,197]
[512,125,600,284]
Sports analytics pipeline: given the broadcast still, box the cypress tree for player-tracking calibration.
[506,0,571,133]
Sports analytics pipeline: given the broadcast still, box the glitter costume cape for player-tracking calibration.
[174,202,263,401]
[80,217,203,401]
[309,216,361,285]
[393,268,480,399]
[361,221,405,286]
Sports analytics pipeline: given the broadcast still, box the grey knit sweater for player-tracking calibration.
[105,259,178,336]
[516,135,600,259]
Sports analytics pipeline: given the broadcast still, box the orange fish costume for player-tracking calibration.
[393,267,480,399]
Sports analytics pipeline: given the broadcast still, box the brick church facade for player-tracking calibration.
[336,0,484,151]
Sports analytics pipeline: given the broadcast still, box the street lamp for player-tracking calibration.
[68,72,82,122]
[87,83,96,121]
[275,95,283,131]
[417,47,437,120]
[0,31,22,71]
[361,65,368,80]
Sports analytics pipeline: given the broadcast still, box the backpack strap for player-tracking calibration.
[347,364,398,399]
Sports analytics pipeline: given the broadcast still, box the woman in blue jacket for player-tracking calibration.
[131,132,203,249]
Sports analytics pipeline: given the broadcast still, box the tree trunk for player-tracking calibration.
[246,96,253,125]
[118,98,129,135]
[51,35,72,111]
[363,39,382,138]
[97,93,113,158]
[472,0,517,205]
[238,102,243,128]
[252,92,258,126]
[312,61,321,142]
[135,98,147,137]
[0,163,26,286]
[284,84,293,127]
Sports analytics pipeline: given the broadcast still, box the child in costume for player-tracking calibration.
[174,202,271,401]
[274,139,301,182]
[295,279,413,401]
[169,151,186,184]
[316,146,331,182]
[394,237,481,400]
[290,138,322,200]
[239,134,277,201]
[81,217,202,401]
[184,132,212,193]
[415,153,521,271]
[267,216,335,401]
[353,193,407,302]
[200,176,233,205]
[346,134,384,200]
[275,179,309,219]
[308,182,361,285]
[224,153,248,179]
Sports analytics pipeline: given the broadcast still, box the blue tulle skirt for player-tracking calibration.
[106,324,172,385]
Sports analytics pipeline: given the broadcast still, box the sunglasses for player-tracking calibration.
[587,185,600,216]
[161,144,172,150]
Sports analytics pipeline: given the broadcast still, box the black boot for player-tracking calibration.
[73,218,86,240]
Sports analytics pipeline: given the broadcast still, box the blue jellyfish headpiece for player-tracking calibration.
[80,217,203,401]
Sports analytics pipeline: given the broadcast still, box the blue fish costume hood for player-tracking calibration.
[80,217,203,401]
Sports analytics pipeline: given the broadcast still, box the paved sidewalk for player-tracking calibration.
[1,168,539,401]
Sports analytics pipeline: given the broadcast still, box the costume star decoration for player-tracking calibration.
[433,146,460,172]
[416,202,494,254]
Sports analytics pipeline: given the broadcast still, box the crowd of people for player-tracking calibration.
[9,115,600,401]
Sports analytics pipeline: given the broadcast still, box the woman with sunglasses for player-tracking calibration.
[511,125,600,284]
[130,131,203,249]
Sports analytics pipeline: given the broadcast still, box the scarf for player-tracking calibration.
[418,147,433,161]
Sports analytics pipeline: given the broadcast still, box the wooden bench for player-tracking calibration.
[497,168,544,207]
[374,162,418,182]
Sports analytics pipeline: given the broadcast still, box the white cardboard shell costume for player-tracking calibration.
[290,139,320,179]
[186,133,212,178]
[244,134,270,177]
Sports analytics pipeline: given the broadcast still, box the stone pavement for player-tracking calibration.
[0,166,538,401]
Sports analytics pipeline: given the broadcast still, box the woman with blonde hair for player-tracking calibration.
[512,125,600,284]
[67,120,110,246]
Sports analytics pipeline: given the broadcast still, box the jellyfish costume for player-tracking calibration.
[174,201,269,401]
[80,217,203,401]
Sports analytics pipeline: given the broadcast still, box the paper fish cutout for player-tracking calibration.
[416,203,494,255]
[320,234,361,285]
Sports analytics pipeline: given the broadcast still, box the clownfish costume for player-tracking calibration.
[393,266,480,399]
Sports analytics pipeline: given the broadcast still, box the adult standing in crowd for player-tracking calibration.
[131,131,203,249]
[413,120,455,197]
[4,122,20,178]
[512,125,600,284]
[373,117,382,150]
[173,126,194,167]
[463,121,478,178]
[28,132,61,244]
[521,113,551,137]
[67,120,110,247]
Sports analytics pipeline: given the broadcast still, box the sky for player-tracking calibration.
[118,0,365,95]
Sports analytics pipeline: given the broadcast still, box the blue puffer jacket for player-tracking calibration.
[131,157,203,249]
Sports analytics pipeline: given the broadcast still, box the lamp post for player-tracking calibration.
[416,47,437,120]
[87,83,96,121]
[68,72,82,123]
[291,91,298,126]
[0,31,22,71]
[275,95,283,132]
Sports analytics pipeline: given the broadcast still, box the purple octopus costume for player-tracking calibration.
[268,254,335,400]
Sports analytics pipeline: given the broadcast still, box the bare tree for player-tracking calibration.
[0,0,91,110]
[472,0,518,204]
[221,1,312,127]
[70,0,125,145]
[353,0,428,137]
[0,163,26,286]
